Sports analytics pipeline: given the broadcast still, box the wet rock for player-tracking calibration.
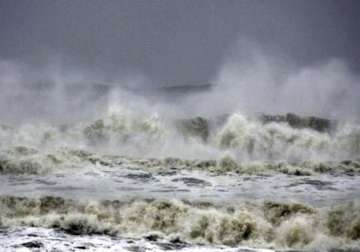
[261,113,334,132]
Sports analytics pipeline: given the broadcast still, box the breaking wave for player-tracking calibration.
[1,145,360,176]
[0,196,359,250]
[0,105,359,175]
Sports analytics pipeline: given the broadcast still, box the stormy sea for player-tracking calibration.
[0,67,359,252]
[1,27,360,250]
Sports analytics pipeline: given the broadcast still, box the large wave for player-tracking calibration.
[0,195,359,250]
[1,44,360,251]
[0,105,359,165]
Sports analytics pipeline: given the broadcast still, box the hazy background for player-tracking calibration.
[0,0,360,122]
[1,0,360,84]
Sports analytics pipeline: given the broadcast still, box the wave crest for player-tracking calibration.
[0,196,360,250]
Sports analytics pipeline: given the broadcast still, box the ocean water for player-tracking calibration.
[0,96,360,252]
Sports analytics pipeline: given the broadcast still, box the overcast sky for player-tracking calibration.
[1,0,359,85]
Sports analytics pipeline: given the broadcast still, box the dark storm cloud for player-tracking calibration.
[0,0,360,85]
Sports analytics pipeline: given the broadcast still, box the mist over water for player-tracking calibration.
[0,42,360,162]
[2,0,360,250]
[1,42,360,251]
[1,41,359,124]
[182,41,360,120]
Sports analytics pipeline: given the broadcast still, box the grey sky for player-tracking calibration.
[1,0,359,85]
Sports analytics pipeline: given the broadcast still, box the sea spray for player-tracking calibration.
[0,196,359,250]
